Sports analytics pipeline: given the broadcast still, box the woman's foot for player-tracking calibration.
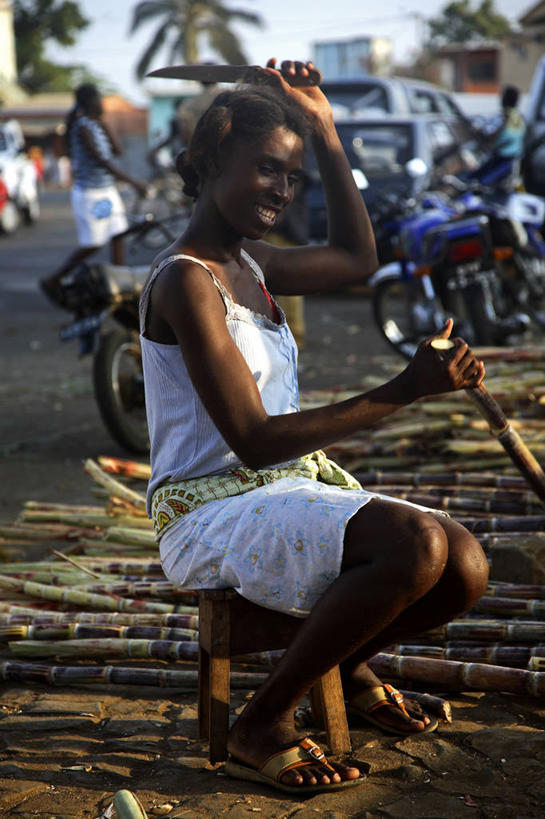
[343,665,435,735]
[227,712,361,788]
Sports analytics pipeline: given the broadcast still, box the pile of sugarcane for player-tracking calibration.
[0,347,543,701]
[0,438,545,702]
[302,346,545,475]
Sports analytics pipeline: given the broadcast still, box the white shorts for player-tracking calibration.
[71,185,128,247]
[159,476,444,618]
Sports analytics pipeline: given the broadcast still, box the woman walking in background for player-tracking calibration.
[40,83,147,307]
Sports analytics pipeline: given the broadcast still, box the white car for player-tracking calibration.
[0,119,40,234]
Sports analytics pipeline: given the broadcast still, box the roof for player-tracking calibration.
[519,0,545,26]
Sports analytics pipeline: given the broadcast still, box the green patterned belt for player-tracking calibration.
[151,450,361,541]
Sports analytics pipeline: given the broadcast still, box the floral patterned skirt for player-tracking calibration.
[159,475,441,618]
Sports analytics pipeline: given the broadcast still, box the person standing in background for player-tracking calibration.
[40,84,147,307]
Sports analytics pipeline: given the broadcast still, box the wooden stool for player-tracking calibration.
[198,588,351,763]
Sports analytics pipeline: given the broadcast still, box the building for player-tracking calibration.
[312,37,392,80]
[0,0,26,104]
[434,1,545,95]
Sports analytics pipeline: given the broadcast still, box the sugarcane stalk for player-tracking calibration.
[0,660,267,689]
[104,527,156,546]
[68,580,196,601]
[0,623,198,642]
[8,638,201,662]
[398,690,452,722]
[458,515,545,533]
[355,471,529,489]
[83,459,146,510]
[49,549,102,579]
[487,582,545,600]
[67,581,196,603]
[472,595,545,618]
[98,456,151,481]
[391,643,539,668]
[0,611,199,628]
[369,651,545,696]
[422,619,545,644]
[21,509,152,530]
[431,338,545,503]
[0,574,179,613]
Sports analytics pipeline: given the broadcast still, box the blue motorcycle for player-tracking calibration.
[370,183,499,359]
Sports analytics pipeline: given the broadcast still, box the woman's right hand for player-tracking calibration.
[403,318,485,399]
[264,59,332,123]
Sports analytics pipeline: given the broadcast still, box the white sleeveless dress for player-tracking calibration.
[139,250,439,617]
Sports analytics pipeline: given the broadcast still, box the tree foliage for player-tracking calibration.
[14,0,91,93]
[427,0,513,47]
[130,0,263,80]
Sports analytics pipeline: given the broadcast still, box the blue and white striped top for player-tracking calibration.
[70,115,115,189]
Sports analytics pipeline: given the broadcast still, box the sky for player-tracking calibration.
[47,0,537,105]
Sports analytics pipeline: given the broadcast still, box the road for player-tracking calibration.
[0,189,394,525]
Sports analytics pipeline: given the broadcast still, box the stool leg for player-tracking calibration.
[198,645,210,740]
[311,666,351,754]
[198,594,232,764]
[209,653,231,763]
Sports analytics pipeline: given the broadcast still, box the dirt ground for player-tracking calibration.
[1,191,545,817]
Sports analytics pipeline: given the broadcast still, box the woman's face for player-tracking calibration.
[211,126,304,240]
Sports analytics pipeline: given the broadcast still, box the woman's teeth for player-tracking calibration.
[256,205,276,224]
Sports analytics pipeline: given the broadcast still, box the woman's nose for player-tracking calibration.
[272,176,291,203]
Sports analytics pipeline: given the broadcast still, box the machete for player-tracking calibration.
[146,63,322,87]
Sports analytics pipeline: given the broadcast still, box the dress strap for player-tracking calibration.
[138,253,232,335]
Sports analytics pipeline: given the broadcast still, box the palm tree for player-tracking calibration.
[130,0,263,79]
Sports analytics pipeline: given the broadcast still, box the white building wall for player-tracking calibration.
[0,0,17,82]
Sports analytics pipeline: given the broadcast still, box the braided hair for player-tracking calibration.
[175,85,309,199]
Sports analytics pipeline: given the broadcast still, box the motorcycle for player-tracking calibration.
[58,261,150,454]
[369,162,501,359]
[442,173,545,339]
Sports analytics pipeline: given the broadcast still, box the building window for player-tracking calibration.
[467,55,497,83]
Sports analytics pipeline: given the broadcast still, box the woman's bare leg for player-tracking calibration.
[227,499,489,786]
[339,513,489,730]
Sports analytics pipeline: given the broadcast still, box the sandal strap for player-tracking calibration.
[353,684,410,717]
[260,738,335,782]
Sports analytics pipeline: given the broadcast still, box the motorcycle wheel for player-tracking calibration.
[372,276,446,360]
[93,329,150,454]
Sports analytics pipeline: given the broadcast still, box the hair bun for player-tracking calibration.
[175,150,200,199]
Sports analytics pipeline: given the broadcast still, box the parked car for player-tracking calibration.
[523,56,545,200]
[307,114,469,240]
[0,119,40,234]
[320,76,472,142]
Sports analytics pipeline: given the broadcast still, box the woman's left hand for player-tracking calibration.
[403,318,486,399]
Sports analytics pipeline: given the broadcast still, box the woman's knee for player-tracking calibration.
[344,502,448,598]
[439,522,489,611]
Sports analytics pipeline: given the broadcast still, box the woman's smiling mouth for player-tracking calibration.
[256,205,277,226]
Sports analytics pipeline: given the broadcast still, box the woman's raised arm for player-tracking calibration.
[251,60,378,296]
